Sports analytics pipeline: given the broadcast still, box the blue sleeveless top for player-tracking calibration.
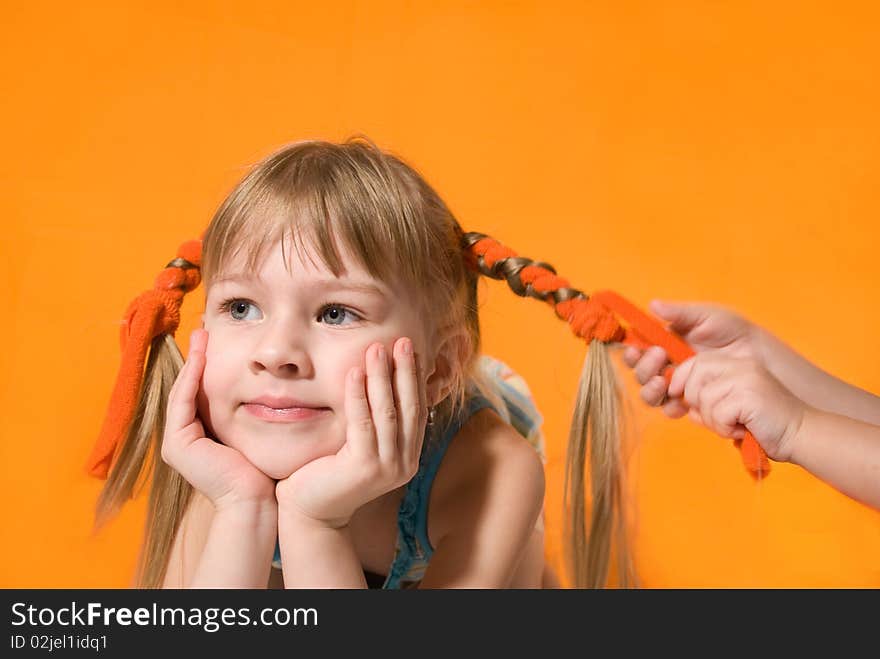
[271,356,545,589]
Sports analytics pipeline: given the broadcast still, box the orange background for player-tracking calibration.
[2,1,878,588]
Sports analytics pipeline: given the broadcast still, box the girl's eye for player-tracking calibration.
[318,304,360,326]
[223,299,262,321]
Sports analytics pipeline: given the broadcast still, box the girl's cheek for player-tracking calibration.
[319,337,369,371]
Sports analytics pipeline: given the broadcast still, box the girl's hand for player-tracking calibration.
[275,337,427,529]
[622,300,762,419]
[668,352,807,462]
[161,329,277,510]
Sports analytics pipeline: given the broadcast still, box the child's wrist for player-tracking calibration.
[779,404,818,466]
[277,503,351,532]
[214,495,278,519]
[210,499,279,543]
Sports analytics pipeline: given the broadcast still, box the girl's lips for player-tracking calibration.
[241,403,331,423]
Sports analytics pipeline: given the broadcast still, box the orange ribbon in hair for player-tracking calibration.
[466,236,626,343]
[463,233,770,480]
[86,239,203,479]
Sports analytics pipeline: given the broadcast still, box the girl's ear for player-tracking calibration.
[424,327,470,407]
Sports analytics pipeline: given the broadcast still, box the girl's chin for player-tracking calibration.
[248,449,342,481]
[263,467,295,480]
[213,428,345,479]
[247,457,307,481]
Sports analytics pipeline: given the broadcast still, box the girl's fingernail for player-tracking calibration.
[377,344,386,362]
[402,338,412,355]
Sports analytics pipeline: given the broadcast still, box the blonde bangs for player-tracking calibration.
[201,140,453,303]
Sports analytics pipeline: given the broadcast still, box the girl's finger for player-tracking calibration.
[366,343,398,463]
[416,349,428,438]
[391,337,420,467]
[166,329,207,434]
[345,365,376,458]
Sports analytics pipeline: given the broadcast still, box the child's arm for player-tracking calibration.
[670,352,880,510]
[790,408,880,510]
[758,328,880,425]
[274,510,368,588]
[188,500,278,588]
[162,492,278,588]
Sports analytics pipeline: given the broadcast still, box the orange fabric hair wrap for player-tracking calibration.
[463,234,770,480]
[86,239,203,479]
[467,236,625,343]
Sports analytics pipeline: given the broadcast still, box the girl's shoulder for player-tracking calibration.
[427,405,545,548]
[472,355,546,460]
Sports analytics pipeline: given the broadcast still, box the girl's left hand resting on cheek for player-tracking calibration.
[274,337,428,529]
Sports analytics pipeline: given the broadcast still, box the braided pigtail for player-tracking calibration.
[88,241,202,588]
[462,232,635,588]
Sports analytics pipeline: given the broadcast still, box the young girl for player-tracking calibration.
[88,138,635,588]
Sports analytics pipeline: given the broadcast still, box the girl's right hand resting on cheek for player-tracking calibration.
[161,328,276,510]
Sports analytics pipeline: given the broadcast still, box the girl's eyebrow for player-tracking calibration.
[211,273,258,285]
[310,278,388,298]
[211,273,388,298]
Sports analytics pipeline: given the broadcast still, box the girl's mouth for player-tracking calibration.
[241,403,332,422]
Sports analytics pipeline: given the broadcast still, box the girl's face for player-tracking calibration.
[198,238,433,479]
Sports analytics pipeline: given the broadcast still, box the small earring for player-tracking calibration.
[426,406,436,427]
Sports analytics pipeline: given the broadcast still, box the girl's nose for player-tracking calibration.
[250,323,314,378]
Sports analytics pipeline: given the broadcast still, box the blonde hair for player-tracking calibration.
[93,137,635,588]
[565,343,635,587]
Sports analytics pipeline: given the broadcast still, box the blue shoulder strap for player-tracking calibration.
[382,394,493,589]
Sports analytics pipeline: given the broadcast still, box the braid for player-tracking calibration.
[462,232,625,344]
[91,238,204,585]
[462,231,635,589]
[87,239,202,479]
